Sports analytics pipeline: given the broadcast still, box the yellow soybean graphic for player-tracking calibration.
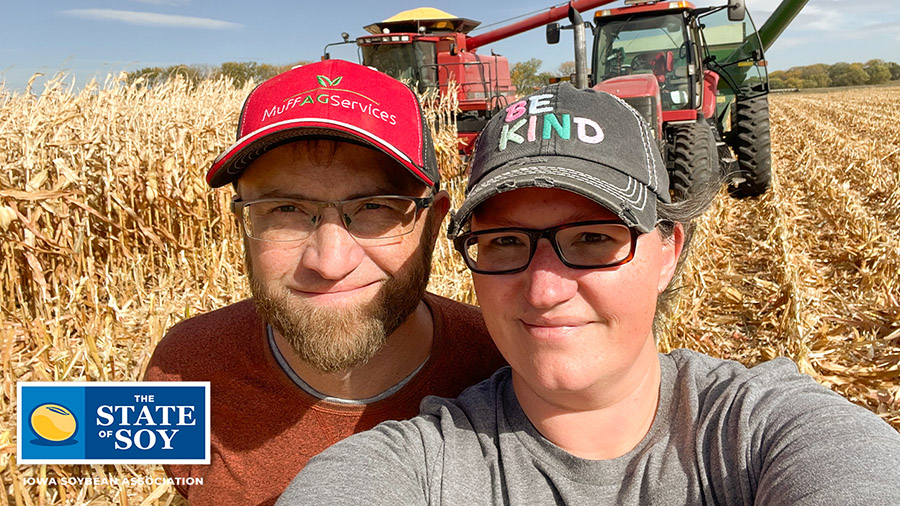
[31,404,77,441]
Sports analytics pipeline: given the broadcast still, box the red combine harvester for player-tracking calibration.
[354,8,515,153]
[324,2,621,153]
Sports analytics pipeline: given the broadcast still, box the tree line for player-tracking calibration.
[125,61,310,88]
[511,58,900,92]
[511,59,576,92]
[128,58,899,92]
[767,60,899,90]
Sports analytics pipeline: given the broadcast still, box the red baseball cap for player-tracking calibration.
[206,59,439,189]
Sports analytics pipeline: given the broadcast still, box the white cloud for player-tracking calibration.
[130,0,191,5]
[795,4,843,31]
[745,0,787,13]
[778,2,900,41]
[751,0,899,16]
[61,9,240,30]
[826,0,900,16]
[770,36,808,50]
[861,21,900,34]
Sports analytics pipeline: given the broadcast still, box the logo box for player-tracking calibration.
[18,382,210,464]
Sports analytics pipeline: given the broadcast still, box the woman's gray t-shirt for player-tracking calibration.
[278,349,900,505]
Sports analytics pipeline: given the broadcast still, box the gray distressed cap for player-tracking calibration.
[448,83,669,237]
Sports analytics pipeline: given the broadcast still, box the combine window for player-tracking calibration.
[698,7,767,99]
[360,41,437,92]
[594,13,692,111]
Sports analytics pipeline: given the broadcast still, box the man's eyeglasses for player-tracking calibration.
[231,195,433,243]
[453,220,639,275]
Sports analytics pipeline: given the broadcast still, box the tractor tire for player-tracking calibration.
[728,94,772,198]
[668,120,718,201]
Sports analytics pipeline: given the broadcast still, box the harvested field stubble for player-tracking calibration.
[1,75,898,504]
[658,87,900,425]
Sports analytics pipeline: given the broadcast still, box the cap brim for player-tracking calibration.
[206,119,434,188]
[449,156,658,237]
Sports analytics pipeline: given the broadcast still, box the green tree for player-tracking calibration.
[888,62,900,81]
[768,76,787,90]
[127,61,309,89]
[125,64,211,87]
[217,61,310,88]
[557,61,576,78]
[511,58,545,93]
[828,62,869,87]
[799,63,830,88]
[863,59,892,85]
[539,71,557,84]
[126,66,166,85]
[255,63,285,82]
[785,77,804,89]
[218,61,260,88]
[775,67,800,85]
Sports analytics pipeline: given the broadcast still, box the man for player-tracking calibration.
[278,83,900,505]
[144,60,505,505]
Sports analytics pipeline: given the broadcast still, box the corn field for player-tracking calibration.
[1,74,898,504]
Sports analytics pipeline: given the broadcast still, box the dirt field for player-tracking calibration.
[1,77,897,504]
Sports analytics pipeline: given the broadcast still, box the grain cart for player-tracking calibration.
[324,2,622,153]
[548,0,807,198]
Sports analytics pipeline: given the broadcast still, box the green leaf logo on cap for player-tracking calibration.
[316,75,343,87]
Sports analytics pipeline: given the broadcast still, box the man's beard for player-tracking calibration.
[247,217,435,373]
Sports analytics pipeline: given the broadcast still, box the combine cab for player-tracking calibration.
[343,8,517,152]
[325,2,626,153]
[550,0,807,198]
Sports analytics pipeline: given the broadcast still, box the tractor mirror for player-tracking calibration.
[546,23,561,45]
[727,0,746,22]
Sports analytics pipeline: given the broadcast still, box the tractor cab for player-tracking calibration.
[694,3,768,127]
[593,7,696,112]
[584,0,772,198]
[547,0,803,199]
[590,0,768,133]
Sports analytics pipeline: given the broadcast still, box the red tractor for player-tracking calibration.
[549,0,808,198]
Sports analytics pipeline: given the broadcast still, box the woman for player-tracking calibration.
[277,84,900,505]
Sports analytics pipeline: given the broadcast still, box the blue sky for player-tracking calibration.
[2,0,899,93]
